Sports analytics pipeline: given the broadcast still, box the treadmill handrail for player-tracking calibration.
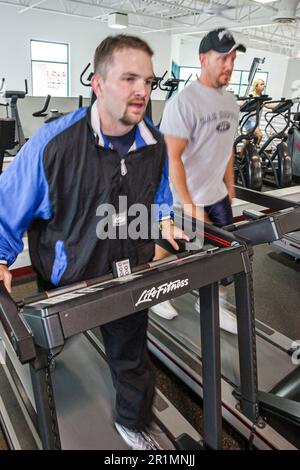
[22,245,247,327]
[21,219,247,307]
[235,186,300,210]
[0,281,36,364]
[229,206,300,245]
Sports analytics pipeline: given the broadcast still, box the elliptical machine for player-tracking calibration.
[234,94,272,191]
[259,98,293,188]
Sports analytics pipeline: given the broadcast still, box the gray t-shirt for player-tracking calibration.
[160,80,239,206]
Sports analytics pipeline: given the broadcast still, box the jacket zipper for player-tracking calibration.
[120,158,127,176]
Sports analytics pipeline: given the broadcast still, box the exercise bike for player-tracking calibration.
[259,98,293,188]
[234,94,271,191]
[32,94,83,123]
[145,71,167,122]
[0,118,15,174]
[0,78,28,155]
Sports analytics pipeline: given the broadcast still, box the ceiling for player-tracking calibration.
[1,0,300,56]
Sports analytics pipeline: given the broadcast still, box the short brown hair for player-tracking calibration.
[94,34,153,78]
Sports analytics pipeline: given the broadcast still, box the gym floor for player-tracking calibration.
[1,243,300,450]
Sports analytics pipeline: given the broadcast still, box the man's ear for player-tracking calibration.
[199,53,206,67]
[91,73,103,98]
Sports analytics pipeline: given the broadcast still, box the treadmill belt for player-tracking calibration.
[149,292,296,393]
[52,334,128,450]
[52,334,176,450]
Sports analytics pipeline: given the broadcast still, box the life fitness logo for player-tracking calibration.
[134,278,189,307]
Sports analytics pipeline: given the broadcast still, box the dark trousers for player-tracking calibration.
[37,276,155,431]
[101,310,155,430]
[205,194,233,227]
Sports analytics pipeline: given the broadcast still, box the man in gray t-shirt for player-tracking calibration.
[160,78,239,208]
[151,28,246,334]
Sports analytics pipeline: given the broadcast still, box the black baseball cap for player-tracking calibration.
[199,28,246,54]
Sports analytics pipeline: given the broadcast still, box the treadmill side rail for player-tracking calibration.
[0,282,36,364]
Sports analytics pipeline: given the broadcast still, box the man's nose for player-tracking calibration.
[134,79,147,97]
[224,60,234,73]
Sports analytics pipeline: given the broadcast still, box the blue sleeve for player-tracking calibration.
[154,154,174,221]
[0,136,52,266]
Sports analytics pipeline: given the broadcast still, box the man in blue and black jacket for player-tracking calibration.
[0,35,186,450]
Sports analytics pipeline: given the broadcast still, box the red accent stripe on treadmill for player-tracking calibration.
[204,231,232,247]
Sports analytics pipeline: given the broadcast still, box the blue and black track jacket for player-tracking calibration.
[0,106,173,286]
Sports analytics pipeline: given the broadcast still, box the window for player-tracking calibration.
[227,70,268,97]
[177,66,200,92]
[176,65,268,97]
[31,40,69,96]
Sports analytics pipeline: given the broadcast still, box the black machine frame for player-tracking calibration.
[0,224,258,450]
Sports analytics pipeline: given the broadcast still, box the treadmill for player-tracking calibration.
[240,184,300,260]
[148,186,300,450]
[0,232,257,450]
[271,232,300,261]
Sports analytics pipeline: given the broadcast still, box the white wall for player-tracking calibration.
[171,35,290,100]
[0,5,171,100]
[283,58,300,99]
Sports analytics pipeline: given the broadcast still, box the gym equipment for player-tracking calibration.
[259,98,293,188]
[0,118,15,174]
[158,72,186,102]
[0,78,28,155]
[32,95,62,123]
[80,63,96,105]
[32,95,84,123]
[79,65,191,126]
[0,228,257,450]
[288,101,300,183]
[271,230,300,261]
[145,71,167,122]
[147,186,300,450]
[234,94,272,191]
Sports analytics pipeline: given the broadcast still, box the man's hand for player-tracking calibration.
[0,265,12,293]
[160,219,190,251]
[224,149,235,204]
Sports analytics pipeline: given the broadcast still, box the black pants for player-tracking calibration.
[101,310,155,430]
[37,276,155,431]
[205,194,233,227]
